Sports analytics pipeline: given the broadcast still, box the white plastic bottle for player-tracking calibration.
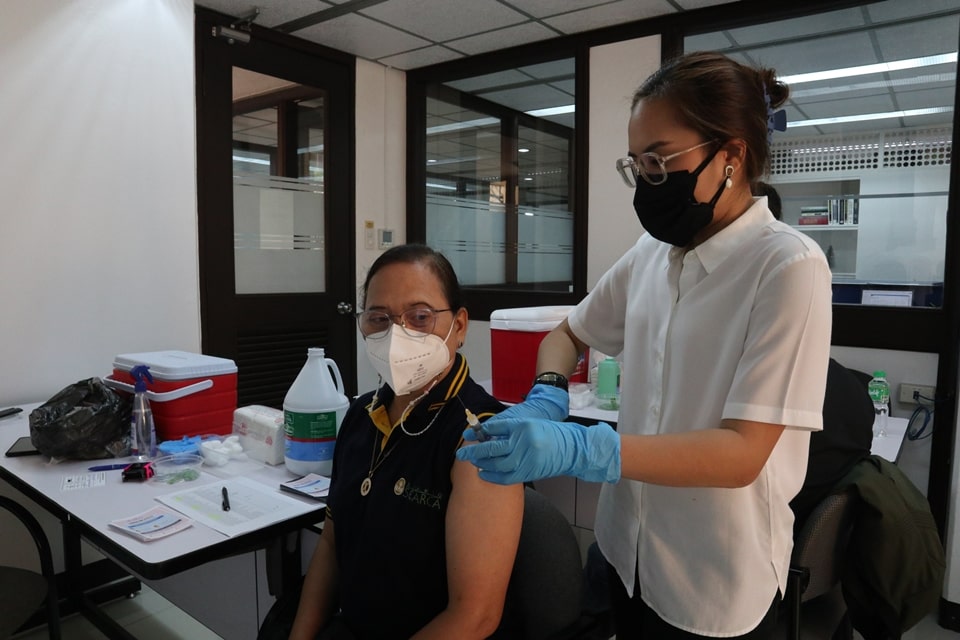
[283,348,349,476]
[867,370,890,438]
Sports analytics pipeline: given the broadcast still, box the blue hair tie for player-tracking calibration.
[764,84,787,144]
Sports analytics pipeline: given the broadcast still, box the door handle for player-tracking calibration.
[337,302,354,315]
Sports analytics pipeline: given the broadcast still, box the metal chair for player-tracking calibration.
[0,496,61,639]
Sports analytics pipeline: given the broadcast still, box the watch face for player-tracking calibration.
[535,372,568,390]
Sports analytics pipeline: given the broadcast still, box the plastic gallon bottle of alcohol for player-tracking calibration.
[284,348,349,476]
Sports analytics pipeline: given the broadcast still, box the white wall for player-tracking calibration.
[354,59,407,394]
[586,36,660,287]
[0,0,197,582]
[0,0,200,406]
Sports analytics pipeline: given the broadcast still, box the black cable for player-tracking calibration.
[906,400,934,441]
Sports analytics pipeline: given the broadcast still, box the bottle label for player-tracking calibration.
[284,410,337,461]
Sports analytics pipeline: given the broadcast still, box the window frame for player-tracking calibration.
[405,0,960,535]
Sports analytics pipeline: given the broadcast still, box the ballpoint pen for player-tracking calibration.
[0,407,23,420]
[221,486,231,512]
[88,463,131,471]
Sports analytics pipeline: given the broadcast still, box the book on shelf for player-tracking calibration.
[798,214,829,225]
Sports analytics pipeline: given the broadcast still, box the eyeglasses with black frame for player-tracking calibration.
[615,140,717,188]
[356,307,454,340]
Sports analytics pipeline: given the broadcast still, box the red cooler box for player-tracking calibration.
[107,350,238,441]
[490,306,588,403]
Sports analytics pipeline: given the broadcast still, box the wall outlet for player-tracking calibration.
[899,383,935,404]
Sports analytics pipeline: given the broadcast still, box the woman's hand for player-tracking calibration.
[458,418,621,484]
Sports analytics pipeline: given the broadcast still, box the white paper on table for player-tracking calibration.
[155,476,317,537]
[110,505,193,542]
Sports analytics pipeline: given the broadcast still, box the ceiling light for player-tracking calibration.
[780,52,957,85]
[518,148,530,153]
[788,106,953,128]
[427,117,498,135]
[525,105,575,117]
[427,159,437,163]
[523,177,533,181]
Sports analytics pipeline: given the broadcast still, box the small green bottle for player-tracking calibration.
[596,357,620,410]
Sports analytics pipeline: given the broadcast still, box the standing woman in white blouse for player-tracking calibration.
[458,51,832,639]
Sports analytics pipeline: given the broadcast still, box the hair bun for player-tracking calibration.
[760,68,790,108]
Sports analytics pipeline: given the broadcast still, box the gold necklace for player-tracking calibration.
[360,398,450,497]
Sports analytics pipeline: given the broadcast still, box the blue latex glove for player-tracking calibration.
[474,384,569,441]
[458,417,621,484]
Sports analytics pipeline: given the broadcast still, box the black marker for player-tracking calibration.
[0,407,23,420]
[221,486,231,512]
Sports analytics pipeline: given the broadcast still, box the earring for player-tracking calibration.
[458,341,464,348]
[724,165,734,189]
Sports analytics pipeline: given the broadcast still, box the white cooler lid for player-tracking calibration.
[113,350,238,379]
[489,305,576,331]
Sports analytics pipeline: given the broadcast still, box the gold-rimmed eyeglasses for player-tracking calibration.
[615,140,716,188]
[357,307,453,340]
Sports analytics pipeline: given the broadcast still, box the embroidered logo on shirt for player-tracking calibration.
[396,482,443,510]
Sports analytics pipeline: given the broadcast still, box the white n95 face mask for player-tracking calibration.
[365,322,454,396]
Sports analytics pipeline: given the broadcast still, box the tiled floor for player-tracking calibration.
[12,586,223,640]
[10,585,960,639]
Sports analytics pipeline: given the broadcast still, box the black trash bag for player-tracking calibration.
[29,377,132,460]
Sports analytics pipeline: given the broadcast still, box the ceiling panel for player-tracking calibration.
[866,0,960,23]
[482,85,573,112]
[873,18,960,61]
[199,0,333,27]
[447,22,558,56]
[500,0,611,19]
[360,0,528,42]
[722,8,869,48]
[544,0,676,34]
[379,45,464,69]
[295,13,431,60]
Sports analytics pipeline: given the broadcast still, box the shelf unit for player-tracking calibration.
[772,179,860,278]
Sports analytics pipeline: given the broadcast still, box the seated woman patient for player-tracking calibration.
[289,244,524,640]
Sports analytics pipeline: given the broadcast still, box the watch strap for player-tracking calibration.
[533,372,569,392]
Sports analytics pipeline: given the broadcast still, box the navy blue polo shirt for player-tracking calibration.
[326,353,504,639]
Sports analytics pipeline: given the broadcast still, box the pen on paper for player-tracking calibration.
[88,464,130,472]
[0,407,23,420]
[221,486,231,512]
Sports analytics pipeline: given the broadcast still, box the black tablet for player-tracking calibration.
[5,436,40,457]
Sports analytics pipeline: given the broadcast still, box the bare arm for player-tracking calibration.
[619,418,785,488]
[539,321,783,489]
[536,319,586,377]
[289,519,340,640]
[412,458,524,639]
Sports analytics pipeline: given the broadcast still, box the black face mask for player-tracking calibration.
[633,147,727,247]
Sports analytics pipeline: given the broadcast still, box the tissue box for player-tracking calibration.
[233,405,285,465]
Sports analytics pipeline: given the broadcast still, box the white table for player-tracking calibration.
[871,416,908,462]
[0,403,324,639]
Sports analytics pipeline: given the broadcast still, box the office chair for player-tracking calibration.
[502,487,613,640]
[781,487,857,640]
[0,496,61,640]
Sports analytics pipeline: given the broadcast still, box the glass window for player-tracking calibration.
[424,59,576,293]
[232,69,328,295]
[686,0,957,308]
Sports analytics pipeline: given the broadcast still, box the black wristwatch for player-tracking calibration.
[533,372,569,392]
